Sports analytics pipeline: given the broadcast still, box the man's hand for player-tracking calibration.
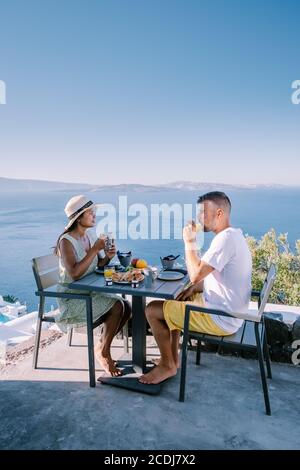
[176,284,198,301]
[183,221,197,245]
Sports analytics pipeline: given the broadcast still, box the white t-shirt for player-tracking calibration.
[201,227,252,334]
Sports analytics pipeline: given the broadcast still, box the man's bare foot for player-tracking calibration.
[151,357,180,368]
[139,364,177,384]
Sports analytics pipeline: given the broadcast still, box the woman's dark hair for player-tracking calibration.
[197,191,231,213]
[54,219,79,256]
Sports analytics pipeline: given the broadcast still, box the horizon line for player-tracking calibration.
[1,175,300,189]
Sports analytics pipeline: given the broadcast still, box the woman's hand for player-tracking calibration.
[93,237,106,252]
[105,243,116,260]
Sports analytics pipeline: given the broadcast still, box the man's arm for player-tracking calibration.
[176,279,204,301]
[183,224,214,284]
[185,243,214,283]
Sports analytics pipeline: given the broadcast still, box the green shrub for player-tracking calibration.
[246,229,300,305]
[2,294,19,304]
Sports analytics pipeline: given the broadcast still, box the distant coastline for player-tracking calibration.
[0,177,298,193]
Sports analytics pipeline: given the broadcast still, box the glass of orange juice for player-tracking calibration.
[104,266,115,285]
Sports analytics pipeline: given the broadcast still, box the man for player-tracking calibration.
[139,191,252,385]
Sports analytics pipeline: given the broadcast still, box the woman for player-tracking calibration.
[55,194,130,377]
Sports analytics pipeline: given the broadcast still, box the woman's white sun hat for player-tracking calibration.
[64,195,101,230]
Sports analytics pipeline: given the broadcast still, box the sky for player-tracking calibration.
[0,0,300,186]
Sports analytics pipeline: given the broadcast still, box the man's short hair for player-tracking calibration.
[197,191,231,213]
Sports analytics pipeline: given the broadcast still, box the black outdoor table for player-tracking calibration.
[68,270,190,394]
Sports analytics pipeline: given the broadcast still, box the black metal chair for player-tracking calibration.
[179,264,277,415]
[32,254,98,387]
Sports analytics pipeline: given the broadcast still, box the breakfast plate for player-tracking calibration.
[111,270,144,284]
[157,271,185,281]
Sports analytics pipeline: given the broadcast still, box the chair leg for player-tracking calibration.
[179,331,189,402]
[121,293,129,354]
[255,323,271,415]
[32,296,45,369]
[196,340,201,365]
[123,322,129,354]
[67,327,73,347]
[263,328,272,379]
[86,296,95,387]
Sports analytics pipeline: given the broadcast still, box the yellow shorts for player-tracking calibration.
[163,293,231,336]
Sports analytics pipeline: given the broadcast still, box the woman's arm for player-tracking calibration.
[97,253,110,267]
[97,243,117,267]
[60,238,105,280]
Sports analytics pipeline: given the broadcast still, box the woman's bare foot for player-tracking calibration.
[95,336,118,365]
[94,344,120,375]
[98,355,122,377]
[139,364,177,384]
[151,357,180,368]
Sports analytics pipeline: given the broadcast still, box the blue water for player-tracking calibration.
[0,188,299,311]
[0,313,10,324]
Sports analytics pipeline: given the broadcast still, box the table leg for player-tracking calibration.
[132,295,147,374]
[98,295,162,394]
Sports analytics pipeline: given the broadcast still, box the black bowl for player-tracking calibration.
[117,251,132,268]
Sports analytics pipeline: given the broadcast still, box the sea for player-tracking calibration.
[0,188,299,312]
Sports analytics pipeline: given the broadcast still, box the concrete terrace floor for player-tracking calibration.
[0,332,299,450]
